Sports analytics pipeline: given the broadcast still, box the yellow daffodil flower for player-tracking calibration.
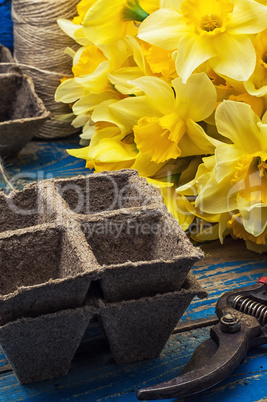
[87,73,218,164]
[68,138,138,171]
[138,0,267,83]
[107,37,176,95]
[82,0,159,45]
[129,73,219,162]
[181,101,267,239]
[76,138,137,171]
[55,39,132,112]
[68,116,138,171]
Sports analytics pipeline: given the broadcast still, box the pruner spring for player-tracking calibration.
[232,294,267,325]
[136,271,267,400]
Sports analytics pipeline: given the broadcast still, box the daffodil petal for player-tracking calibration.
[100,38,132,70]
[72,44,107,77]
[129,76,174,115]
[109,96,158,133]
[54,113,75,123]
[179,119,219,157]
[131,152,166,178]
[260,124,267,150]
[218,213,232,243]
[90,126,123,148]
[174,35,215,83]
[140,0,160,14]
[86,138,137,171]
[172,73,217,121]
[73,47,86,67]
[55,79,87,103]
[215,101,262,153]
[82,0,125,44]
[177,156,215,195]
[57,19,90,46]
[196,174,235,214]
[227,0,267,35]
[161,187,195,230]
[80,122,96,139]
[138,8,189,50]
[244,80,267,98]
[262,111,267,125]
[73,92,117,115]
[108,67,144,95]
[92,99,127,134]
[241,204,267,237]
[215,144,241,183]
[88,138,137,163]
[190,222,220,243]
[75,61,110,93]
[147,178,174,188]
[72,114,92,128]
[160,0,183,10]
[67,146,90,160]
[210,33,256,82]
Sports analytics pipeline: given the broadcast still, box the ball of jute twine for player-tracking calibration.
[12,0,80,138]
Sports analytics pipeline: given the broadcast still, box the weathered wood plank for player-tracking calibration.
[178,236,267,326]
[0,138,90,189]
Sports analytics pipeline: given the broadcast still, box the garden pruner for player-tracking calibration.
[137,271,267,400]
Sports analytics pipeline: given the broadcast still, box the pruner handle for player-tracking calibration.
[258,270,267,286]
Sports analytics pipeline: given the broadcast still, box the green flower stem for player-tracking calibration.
[123,0,149,22]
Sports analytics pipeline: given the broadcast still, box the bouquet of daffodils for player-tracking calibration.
[55,0,267,252]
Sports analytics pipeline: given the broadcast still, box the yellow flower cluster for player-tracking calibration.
[55,0,267,252]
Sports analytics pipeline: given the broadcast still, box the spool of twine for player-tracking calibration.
[12,0,80,138]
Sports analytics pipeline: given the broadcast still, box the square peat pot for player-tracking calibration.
[0,185,40,232]
[54,169,162,215]
[99,273,207,364]
[81,207,204,302]
[0,181,58,232]
[0,224,98,324]
[0,71,50,158]
[0,305,95,384]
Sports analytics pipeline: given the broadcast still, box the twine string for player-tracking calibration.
[0,158,17,192]
[11,0,80,138]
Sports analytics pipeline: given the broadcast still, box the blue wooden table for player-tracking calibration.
[0,138,266,402]
[0,5,267,401]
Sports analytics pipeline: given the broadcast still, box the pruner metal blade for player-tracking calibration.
[137,314,260,400]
